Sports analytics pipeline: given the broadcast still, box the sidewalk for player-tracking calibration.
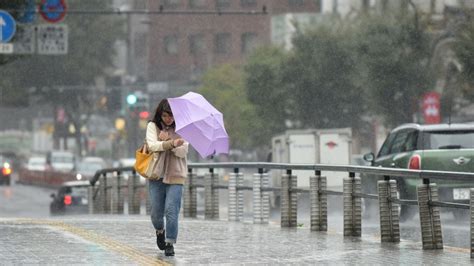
[0,215,471,265]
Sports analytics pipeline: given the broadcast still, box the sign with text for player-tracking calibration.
[37,24,68,55]
[0,43,13,54]
[13,26,36,54]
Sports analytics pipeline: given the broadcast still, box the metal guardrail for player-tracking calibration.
[89,162,474,258]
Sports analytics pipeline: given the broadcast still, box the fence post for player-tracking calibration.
[343,173,361,236]
[310,171,327,231]
[146,179,151,215]
[281,170,297,227]
[99,174,109,214]
[470,188,474,258]
[127,172,140,214]
[205,169,219,219]
[377,178,400,242]
[110,173,120,214]
[88,185,95,214]
[417,180,443,249]
[252,169,269,224]
[228,169,242,221]
[184,169,197,218]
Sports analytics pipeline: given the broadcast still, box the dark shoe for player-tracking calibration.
[164,243,175,256]
[156,230,166,250]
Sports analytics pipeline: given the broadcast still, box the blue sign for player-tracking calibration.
[18,0,37,23]
[0,10,16,43]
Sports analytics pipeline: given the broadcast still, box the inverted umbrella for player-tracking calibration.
[168,92,229,158]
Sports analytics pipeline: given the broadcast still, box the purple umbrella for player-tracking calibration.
[168,92,229,158]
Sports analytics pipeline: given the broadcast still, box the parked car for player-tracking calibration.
[26,156,47,171]
[0,156,12,186]
[362,123,474,220]
[50,180,90,215]
[75,157,107,181]
[46,150,76,173]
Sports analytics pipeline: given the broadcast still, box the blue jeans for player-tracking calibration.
[148,179,183,244]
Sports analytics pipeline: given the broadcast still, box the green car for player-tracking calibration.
[362,123,474,220]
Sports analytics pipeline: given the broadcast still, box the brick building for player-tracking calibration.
[144,0,320,88]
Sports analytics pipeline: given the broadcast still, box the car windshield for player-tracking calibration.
[52,156,74,163]
[64,186,88,198]
[422,130,474,150]
[77,162,103,173]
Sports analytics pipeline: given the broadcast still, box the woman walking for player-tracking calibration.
[146,99,188,256]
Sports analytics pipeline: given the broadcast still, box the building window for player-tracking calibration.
[240,0,257,7]
[288,0,304,6]
[189,0,206,8]
[214,33,231,54]
[135,0,148,9]
[189,34,205,55]
[216,0,230,8]
[241,32,257,54]
[134,32,147,57]
[162,0,179,8]
[164,35,178,55]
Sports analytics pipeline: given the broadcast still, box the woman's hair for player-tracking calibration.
[151,99,175,130]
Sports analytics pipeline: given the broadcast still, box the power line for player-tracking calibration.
[5,7,268,16]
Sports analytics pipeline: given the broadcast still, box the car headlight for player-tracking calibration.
[76,173,82,180]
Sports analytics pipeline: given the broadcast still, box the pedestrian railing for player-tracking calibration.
[89,162,474,258]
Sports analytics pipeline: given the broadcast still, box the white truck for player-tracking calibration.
[271,128,352,189]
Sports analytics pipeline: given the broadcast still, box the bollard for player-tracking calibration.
[205,170,219,219]
[310,171,327,231]
[88,186,95,214]
[184,170,197,218]
[127,173,138,214]
[99,174,108,214]
[470,189,474,258]
[343,174,361,237]
[146,180,151,215]
[252,170,269,224]
[377,179,400,242]
[281,171,297,227]
[110,174,121,214]
[417,181,443,249]
[229,172,242,221]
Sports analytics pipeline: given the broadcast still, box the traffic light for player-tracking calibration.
[126,94,138,105]
[126,91,149,109]
[139,111,150,120]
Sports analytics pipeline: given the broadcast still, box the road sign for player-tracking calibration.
[422,91,441,124]
[39,0,67,23]
[37,24,68,55]
[0,10,16,43]
[13,26,36,54]
[18,0,37,23]
[0,43,13,54]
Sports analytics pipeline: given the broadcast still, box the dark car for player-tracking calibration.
[0,156,13,186]
[50,180,90,215]
[362,123,474,220]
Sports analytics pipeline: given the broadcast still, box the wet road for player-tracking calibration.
[0,181,470,250]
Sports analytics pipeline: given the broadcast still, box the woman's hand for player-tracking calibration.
[159,131,170,141]
[173,138,184,147]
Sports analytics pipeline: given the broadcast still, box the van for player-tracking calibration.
[46,150,75,173]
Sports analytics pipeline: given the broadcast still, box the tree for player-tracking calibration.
[244,47,289,143]
[284,25,365,130]
[199,64,263,152]
[0,0,123,155]
[354,15,433,127]
[454,16,474,101]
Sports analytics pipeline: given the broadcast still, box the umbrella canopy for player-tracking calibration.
[168,92,229,158]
